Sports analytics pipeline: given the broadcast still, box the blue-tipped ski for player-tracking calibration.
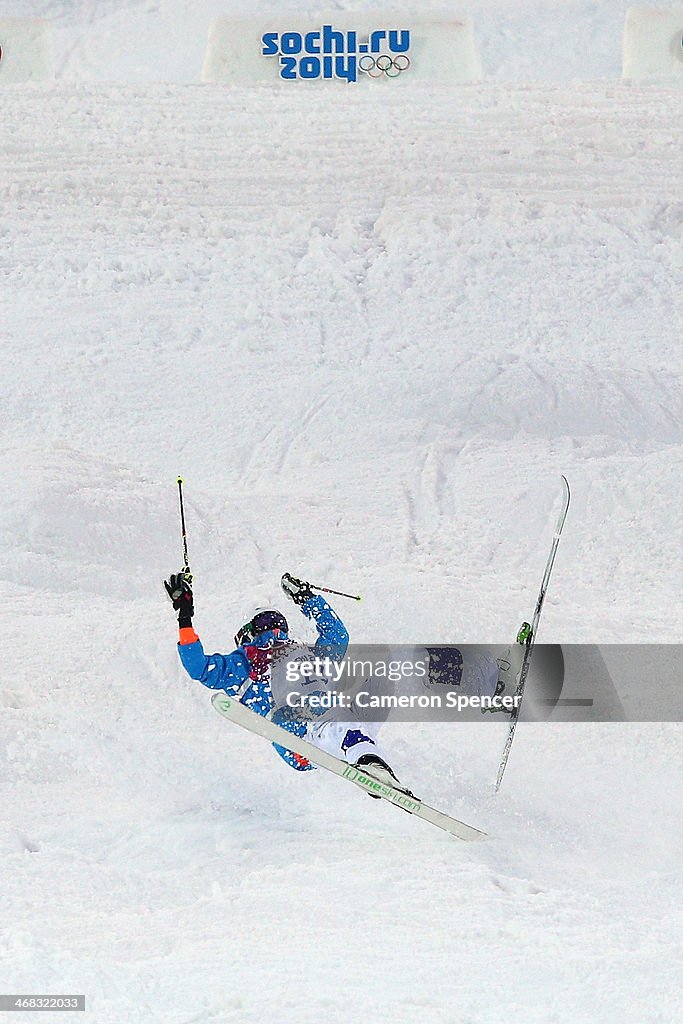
[495,476,571,792]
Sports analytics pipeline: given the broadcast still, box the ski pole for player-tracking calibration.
[309,583,362,602]
[176,476,192,583]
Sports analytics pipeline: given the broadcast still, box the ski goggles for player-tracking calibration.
[235,610,289,647]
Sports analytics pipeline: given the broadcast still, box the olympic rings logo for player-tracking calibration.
[358,54,411,78]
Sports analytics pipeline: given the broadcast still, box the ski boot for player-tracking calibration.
[354,754,416,800]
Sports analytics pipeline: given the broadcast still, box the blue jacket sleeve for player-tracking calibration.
[178,637,251,694]
[301,595,349,661]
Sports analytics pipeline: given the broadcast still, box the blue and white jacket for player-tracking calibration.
[177,595,348,771]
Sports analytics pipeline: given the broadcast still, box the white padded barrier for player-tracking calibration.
[202,15,482,85]
[622,6,683,80]
[0,18,53,83]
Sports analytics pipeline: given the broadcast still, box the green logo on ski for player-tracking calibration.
[343,765,420,812]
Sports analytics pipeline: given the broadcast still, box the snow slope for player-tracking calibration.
[2,3,683,1023]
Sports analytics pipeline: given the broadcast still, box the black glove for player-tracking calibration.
[281,572,315,607]
[164,571,194,627]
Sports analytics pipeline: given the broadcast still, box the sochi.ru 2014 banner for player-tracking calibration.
[202,16,482,85]
[261,25,411,82]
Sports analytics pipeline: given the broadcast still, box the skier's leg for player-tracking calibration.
[308,719,414,797]
[307,719,384,762]
[271,702,413,795]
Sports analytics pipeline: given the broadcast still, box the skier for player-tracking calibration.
[164,570,407,790]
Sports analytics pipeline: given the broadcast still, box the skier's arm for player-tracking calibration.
[302,594,349,660]
[281,574,350,659]
[164,571,251,694]
[177,627,252,693]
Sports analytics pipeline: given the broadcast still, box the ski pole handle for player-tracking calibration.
[309,583,362,602]
[176,476,192,583]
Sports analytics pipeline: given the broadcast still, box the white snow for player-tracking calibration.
[1,2,682,1023]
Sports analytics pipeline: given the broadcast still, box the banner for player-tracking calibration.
[202,15,482,85]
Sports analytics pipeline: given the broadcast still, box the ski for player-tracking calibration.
[495,475,571,792]
[211,692,486,842]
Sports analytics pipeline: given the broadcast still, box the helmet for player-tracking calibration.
[235,608,289,647]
